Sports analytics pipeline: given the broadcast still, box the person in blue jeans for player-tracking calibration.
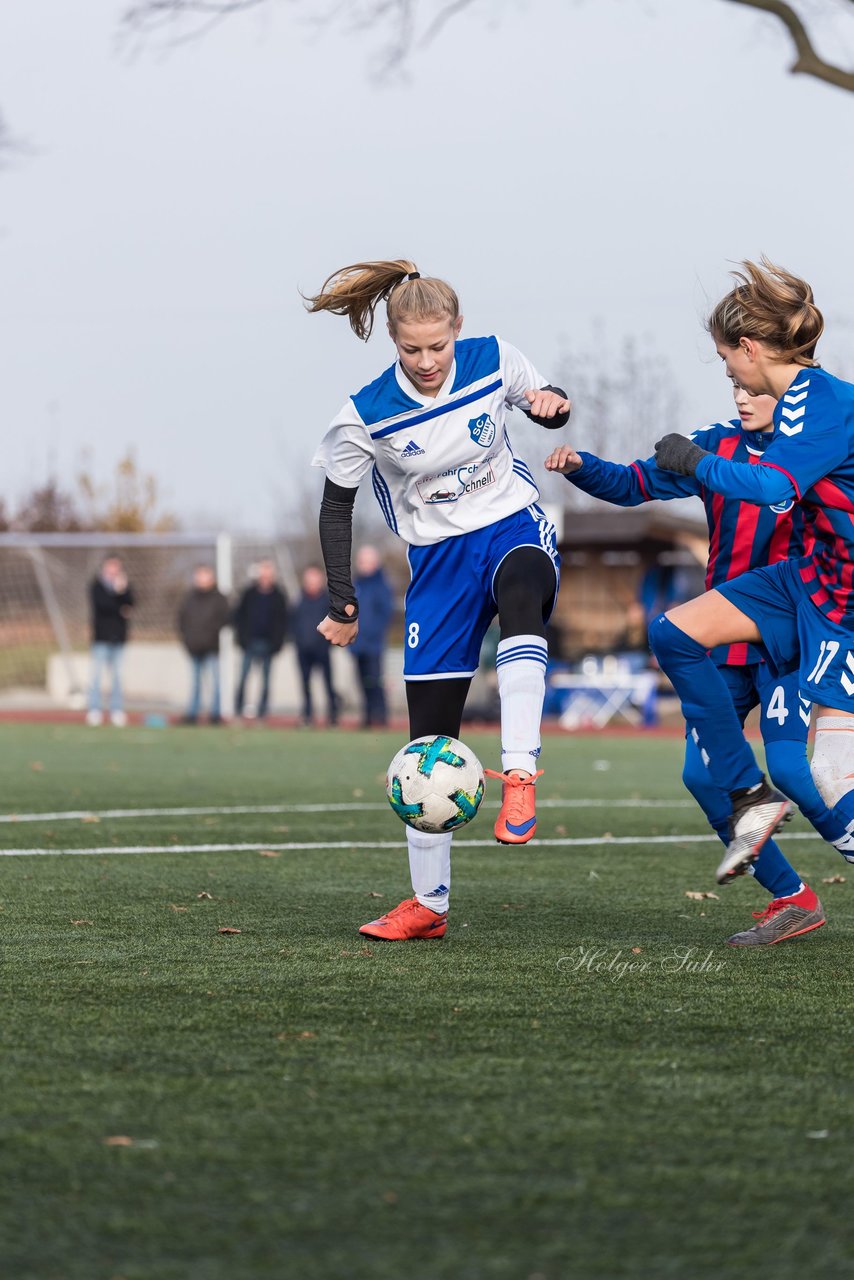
[177,564,230,724]
[233,559,289,720]
[350,545,394,728]
[292,565,340,726]
[87,555,134,727]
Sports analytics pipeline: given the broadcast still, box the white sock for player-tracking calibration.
[407,828,451,913]
[496,634,547,774]
[813,716,854,806]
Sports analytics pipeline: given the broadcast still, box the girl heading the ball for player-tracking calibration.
[307,259,571,940]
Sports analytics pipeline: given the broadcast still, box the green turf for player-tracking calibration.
[0,725,851,1279]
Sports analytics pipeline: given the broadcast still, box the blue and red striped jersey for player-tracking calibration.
[696,368,854,623]
[568,420,809,665]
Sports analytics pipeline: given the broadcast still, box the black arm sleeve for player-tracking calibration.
[319,478,359,623]
[525,384,571,430]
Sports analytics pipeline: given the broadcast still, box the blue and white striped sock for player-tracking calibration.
[496,634,548,774]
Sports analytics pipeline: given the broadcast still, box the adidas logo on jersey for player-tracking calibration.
[401,439,425,458]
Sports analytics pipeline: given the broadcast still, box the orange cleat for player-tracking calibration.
[485,768,544,844]
[359,896,447,941]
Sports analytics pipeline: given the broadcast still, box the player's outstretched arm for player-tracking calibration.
[524,387,571,427]
[544,445,583,474]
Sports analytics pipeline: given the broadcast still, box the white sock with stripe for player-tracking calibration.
[407,828,451,913]
[496,634,548,774]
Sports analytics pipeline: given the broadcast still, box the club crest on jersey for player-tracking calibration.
[468,413,496,448]
[769,499,795,514]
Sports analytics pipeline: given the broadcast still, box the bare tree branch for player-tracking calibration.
[420,0,479,47]
[721,0,854,93]
[118,0,854,92]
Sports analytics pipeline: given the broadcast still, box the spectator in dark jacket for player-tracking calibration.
[292,565,339,727]
[87,555,134,727]
[350,545,394,728]
[177,565,231,724]
[233,559,289,720]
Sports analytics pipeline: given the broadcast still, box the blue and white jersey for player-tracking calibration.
[311,335,550,546]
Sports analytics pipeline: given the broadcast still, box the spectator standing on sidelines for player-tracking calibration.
[292,565,339,727]
[350,545,393,728]
[87,555,134,727]
[233,559,289,721]
[177,564,231,725]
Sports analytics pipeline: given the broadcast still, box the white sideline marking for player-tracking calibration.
[0,798,693,825]
[0,832,827,857]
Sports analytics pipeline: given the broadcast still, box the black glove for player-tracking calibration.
[654,434,710,477]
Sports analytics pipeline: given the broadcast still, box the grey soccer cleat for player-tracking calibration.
[726,892,826,947]
[716,776,793,885]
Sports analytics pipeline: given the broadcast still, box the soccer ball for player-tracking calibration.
[386,735,485,834]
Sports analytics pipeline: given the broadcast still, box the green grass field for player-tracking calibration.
[0,723,851,1280]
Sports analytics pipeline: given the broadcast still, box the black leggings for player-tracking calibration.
[407,545,556,739]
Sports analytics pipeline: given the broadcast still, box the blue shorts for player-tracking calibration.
[403,504,560,680]
[716,661,811,744]
[717,559,854,712]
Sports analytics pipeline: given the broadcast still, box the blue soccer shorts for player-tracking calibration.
[717,559,854,713]
[716,661,811,744]
[403,504,560,680]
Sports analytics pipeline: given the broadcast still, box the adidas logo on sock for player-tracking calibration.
[401,439,425,458]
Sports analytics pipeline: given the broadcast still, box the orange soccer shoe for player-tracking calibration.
[485,768,544,844]
[359,897,448,941]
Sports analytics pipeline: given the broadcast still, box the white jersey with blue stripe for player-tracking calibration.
[311,335,548,546]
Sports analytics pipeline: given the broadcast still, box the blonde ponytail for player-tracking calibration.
[305,259,459,340]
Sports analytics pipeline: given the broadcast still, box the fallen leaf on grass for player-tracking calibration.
[259,850,281,858]
[685,891,720,901]
[821,875,846,885]
[71,919,93,926]
[217,927,241,935]
[555,824,567,836]
[102,1135,134,1147]
[367,891,384,899]
[631,947,643,954]
[30,761,45,772]
[382,1191,398,1205]
[169,904,188,913]
[196,891,213,899]
[276,1030,317,1041]
[500,903,526,911]
[80,815,100,824]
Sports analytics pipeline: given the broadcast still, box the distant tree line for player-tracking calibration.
[0,452,178,533]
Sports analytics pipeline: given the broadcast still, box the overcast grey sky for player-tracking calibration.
[2,0,854,532]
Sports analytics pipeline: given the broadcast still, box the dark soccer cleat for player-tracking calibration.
[726,886,826,946]
[716,776,793,885]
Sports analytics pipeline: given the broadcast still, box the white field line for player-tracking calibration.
[0,832,828,857]
[0,798,693,825]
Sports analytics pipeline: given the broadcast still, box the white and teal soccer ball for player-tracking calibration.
[386,735,485,834]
